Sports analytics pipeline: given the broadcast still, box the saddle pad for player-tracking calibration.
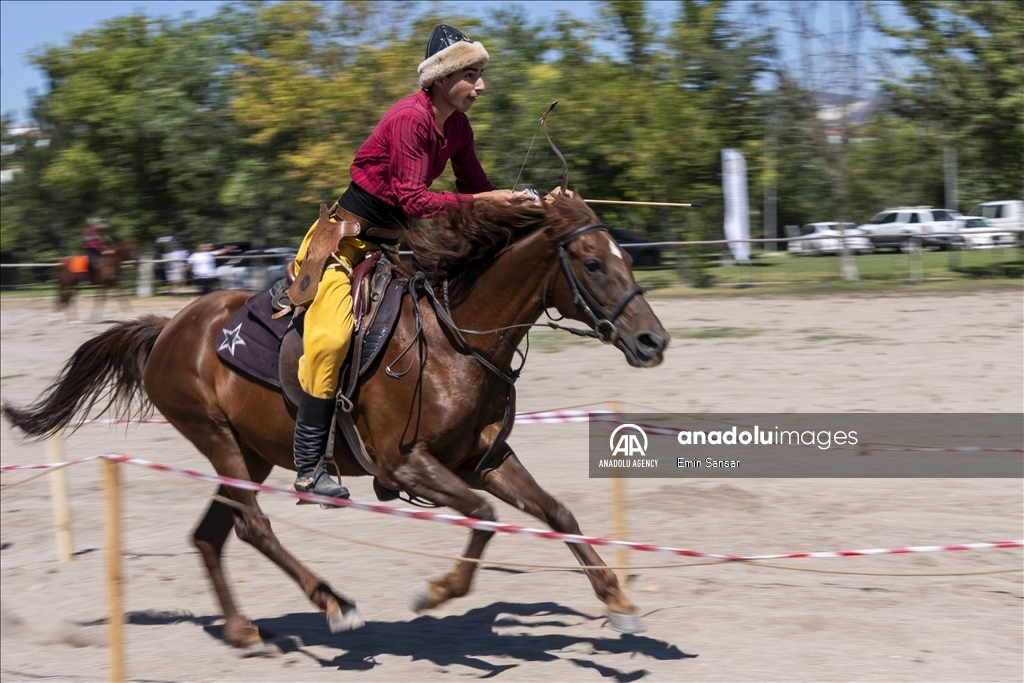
[68,255,89,274]
[216,289,293,389]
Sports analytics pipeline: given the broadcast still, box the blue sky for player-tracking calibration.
[1,1,902,124]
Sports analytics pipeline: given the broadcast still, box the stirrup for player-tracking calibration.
[294,464,349,509]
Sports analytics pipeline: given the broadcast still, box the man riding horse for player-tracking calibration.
[82,216,113,284]
[290,24,531,499]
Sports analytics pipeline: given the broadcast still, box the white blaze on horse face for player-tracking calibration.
[606,235,623,259]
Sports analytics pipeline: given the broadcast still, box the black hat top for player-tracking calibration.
[425,25,471,60]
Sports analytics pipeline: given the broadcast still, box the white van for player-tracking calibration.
[966,201,1023,245]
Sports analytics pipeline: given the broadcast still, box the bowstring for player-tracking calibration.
[512,119,543,193]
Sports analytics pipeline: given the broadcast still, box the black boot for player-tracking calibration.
[293,392,350,502]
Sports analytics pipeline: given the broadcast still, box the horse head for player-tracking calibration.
[116,238,139,262]
[542,188,669,368]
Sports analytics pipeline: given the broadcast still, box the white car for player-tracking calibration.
[788,222,875,255]
[956,216,1016,249]
[857,207,962,252]
[966,201,1023,245]
[216,248,298,291]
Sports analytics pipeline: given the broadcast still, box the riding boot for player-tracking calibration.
[293,392,350,501]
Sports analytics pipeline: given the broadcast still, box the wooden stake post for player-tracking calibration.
[608,402,629,587]
[101,457,125,683]
[46,435,74,563]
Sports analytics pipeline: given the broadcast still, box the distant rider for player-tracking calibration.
[82,217,112,284]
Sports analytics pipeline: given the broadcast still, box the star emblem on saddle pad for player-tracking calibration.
[218,323,247,356]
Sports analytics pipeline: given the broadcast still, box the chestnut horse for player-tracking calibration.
[4,190,669,644]
[56,238,138,320]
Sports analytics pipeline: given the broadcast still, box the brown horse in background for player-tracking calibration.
[56,238,138,320]
[4,190,669,645]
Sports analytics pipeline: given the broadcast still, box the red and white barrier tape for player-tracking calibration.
[0,455,102,471]
[80,410,599,428]
[79,412,1023,453]
[4,454,1020,561]
[598,418,1024,453]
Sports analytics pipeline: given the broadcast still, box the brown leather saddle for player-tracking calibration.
[276,251,407,478]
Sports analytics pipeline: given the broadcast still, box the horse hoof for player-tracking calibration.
[607,610,646,634]
[410,583,439,613]
[225,621,263,647]
[327,604,364,633]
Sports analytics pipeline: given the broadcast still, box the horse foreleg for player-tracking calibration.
[192,489,261,646]
[479,448,644,633]
[388,449,497,612]
[91,287,106,323]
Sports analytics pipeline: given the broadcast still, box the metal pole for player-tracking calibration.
[764,112,778,252]
[46,435,74,563]
[944,147,958,212]
[101,457,125,683]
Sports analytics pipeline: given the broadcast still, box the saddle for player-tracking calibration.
[216,248,407,482]
[68,255,90,274]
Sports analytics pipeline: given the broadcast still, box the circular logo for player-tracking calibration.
[609,423,648,454]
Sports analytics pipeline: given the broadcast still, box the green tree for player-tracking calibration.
[873,0,1024,204]
[22,12,242,253]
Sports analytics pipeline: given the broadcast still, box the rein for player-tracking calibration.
[383,221,645,484]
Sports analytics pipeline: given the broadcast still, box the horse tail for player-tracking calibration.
[2,315,170,438]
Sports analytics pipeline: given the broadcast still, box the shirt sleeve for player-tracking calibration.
[452,123,495,195]
[388,115,468,219]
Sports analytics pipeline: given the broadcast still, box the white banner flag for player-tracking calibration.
[722,149,750,262]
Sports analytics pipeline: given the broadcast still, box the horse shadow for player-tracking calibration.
[123,602,695,680]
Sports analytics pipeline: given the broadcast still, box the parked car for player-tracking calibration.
[956,216,1016,249]
[857,207,962,252]
[966,201,1023,245]
[787,222,874,255]
[216,247,297,291]
[608,228,662,266]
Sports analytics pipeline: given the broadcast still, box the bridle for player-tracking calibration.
[544,221,645,346]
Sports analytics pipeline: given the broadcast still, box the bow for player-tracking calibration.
[513,101,569,194]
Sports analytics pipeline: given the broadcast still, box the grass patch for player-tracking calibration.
[645,276,1023,298]
[801,333,880,344]
[633,247,1024,296]
[526,332,602,353]
[668,326,762,339]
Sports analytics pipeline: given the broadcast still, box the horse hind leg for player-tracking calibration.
[226,440,364,634]
[479,448,644,633]
[186,427,362,644]
[192,490,262,646]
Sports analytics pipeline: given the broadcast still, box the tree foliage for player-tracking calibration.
[1,0,1019,263]
[873,0,1024,205]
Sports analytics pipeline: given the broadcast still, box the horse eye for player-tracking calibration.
[584,258,604,273]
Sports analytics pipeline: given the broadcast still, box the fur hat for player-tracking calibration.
[418,25,489,89]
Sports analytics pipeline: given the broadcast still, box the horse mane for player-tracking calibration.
[405,190,598,291]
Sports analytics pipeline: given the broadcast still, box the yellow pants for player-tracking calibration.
[294,218,375,398]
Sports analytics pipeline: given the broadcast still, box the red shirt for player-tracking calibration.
[83,226,107,252]
[350,90,494,219]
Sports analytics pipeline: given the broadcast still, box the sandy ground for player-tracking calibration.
[1,291,1021,682]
